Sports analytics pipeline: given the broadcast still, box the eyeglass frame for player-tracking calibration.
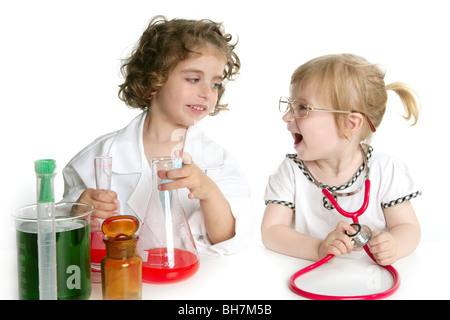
[279,97,376,132]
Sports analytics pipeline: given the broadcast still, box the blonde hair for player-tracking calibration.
[290,54,420,141]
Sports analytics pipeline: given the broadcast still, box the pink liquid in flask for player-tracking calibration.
[142,248,199,283]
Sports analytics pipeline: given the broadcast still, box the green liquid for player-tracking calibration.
[16,222,91,300]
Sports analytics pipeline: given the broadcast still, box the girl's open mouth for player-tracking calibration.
[187,105,207,114]
[294,133,303,145]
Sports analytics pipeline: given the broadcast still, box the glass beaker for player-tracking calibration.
[12,202,93,300]
[137,157,199,283]
[91,156,113,283]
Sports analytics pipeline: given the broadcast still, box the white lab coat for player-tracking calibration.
[62,112,253,255]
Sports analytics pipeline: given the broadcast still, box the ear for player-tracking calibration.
[342,113,364,136]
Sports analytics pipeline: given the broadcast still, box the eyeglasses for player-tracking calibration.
[279,97,376,132]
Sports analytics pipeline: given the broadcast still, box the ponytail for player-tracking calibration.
[385,82,420,126]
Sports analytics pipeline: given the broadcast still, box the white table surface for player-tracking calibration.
[1,240,448,300]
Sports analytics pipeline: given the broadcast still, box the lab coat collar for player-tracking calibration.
[184,124,225,170]
[109,111,221,175]
[115,112,205,219]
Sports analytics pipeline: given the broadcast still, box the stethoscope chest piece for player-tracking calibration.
[345,223,372,249]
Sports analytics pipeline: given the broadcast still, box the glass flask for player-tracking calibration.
[137,157,199,283]
[101,215,142,300]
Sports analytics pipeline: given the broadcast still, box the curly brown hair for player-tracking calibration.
[118,15,240,116]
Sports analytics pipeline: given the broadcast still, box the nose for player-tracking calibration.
[199,82,213,100]
[282,110,294,123]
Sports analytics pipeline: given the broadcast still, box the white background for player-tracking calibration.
[1,0,448,253]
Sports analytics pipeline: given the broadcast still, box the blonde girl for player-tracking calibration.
[262,54,421,266]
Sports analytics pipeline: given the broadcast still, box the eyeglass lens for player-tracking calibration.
[280,99,308,118]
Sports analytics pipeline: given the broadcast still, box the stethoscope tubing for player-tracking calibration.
[289,179,401,300]
[289,246,401,300]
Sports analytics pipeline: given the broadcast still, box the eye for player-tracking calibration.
[292,102,308,111]
[186,78,199,84]
[299,104,308,111]
[291,101,310,117]
[211,82,222,90]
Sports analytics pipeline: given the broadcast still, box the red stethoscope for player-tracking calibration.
[289,178,401,300]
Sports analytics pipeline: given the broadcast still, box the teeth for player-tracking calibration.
[189,105,205,111]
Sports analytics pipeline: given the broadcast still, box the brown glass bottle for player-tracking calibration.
[101,216,142,300]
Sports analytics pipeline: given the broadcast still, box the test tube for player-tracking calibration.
[91,156,112,283]
[35,159,57,300]
[94,156,112,193]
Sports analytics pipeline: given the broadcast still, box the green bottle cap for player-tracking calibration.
[35,159,56,175]
[35,159,56,203]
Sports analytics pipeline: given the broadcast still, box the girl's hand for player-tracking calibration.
[368,230,398,266]
[77,188,119,230]
[157,151,215,200]
[318,221,356,260]
[157,150,235,244]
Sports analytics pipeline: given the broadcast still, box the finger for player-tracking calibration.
[91,218,101,230]
[339,235,355,254]
[91,189,118,203]
[368,230,386,247]
[326,246,343,257]
[159,156,192,181]
[158,177,190,191]
[335,221,356,235]
[375,256,396,266]
[109,190,118,200]
[187,186,202,199]
[369,230,382,238]
[370,248,395,266]
[325,232,352,255]
[160,166,189,183]
[370,247,392,261]
[92,199,119,213]
[92,209,117,220]
[78,189,118,210]
[369,240,390,255]
[175,150,193,165]
[332,241,348,256]
[334,222,357,251]
[328,238,353,256]
[157,170,168,180]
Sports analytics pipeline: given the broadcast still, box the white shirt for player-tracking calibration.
[264,147,421,240]
[62,112,253,255]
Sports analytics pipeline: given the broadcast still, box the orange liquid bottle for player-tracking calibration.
[101,216,142,300]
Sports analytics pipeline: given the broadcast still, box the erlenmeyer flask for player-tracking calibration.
[137,157,199,283]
